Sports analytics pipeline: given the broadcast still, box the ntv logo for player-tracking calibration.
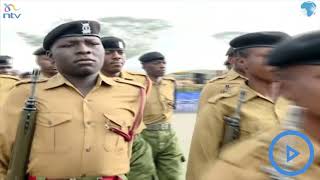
[2,3,21,19]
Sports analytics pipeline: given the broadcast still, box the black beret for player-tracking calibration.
[268,31,320,67]
[139,51,165,63]
[0,55,12,65]
[230,31,290,50]
[33,47,46,56]
[101,36,126,50]
[43,20,101,50]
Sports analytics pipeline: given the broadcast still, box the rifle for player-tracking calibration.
[7,69,40,180]
[222,90,246,145]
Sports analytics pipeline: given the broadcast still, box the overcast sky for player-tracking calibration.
[1,0,320,73]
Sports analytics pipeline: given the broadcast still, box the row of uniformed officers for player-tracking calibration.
[0,20,183,180]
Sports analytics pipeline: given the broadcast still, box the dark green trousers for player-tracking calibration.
[142,129,184,180]
[127,134,157,180]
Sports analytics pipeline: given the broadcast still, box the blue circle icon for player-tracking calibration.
[269,130,314,176]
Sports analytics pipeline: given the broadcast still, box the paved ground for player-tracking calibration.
[171,113,197,177]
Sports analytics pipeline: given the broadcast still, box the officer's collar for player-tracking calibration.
[99,73,117,86]
[119,71,134,80]
[227,69,247,81]
[44,73,116,90]
[241,81,275,103]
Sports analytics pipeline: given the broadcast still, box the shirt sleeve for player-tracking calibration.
[186,102,225,180]
[0,85,28,179]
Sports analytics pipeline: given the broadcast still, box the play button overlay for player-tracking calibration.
[286,145,300,162]
[269,130,314,176]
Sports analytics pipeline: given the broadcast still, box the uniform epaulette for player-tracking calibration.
[122,71,148,82]
[15,79,48,86]
[162,76,176,82]
[113,77,145,89]
[0,74,20,81]
[125,71,148,77]
[207,86,240,104]
[208,73,227,83]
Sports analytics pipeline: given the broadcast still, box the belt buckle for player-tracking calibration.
[96,177,103,180]
[69,178,77,180]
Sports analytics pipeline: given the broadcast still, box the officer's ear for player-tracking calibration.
[46,50,56,65]
[46,50,53,58]
[238,58,246,69]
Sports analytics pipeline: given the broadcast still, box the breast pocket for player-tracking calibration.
[103,113,131,152]
[239,120,259,139]
[32,112,72,153]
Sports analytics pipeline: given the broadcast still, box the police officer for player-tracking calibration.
[187,32,291,180]
[0,74,19,105]
[100,36,156,180]
[33,47,58,78]
[0,20,146,180]
[0,56,19,105]
[197,46,247,109]
[201,30,320,180]
[0,55,15,75]
[100,36,151,91]
[139,52,184,180]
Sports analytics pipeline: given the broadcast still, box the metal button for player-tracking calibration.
[85,147,91,152]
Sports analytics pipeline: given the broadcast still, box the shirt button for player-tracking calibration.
[85,147,91,152]
[86,121,92,125]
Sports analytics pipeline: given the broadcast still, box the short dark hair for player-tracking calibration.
[234,49,249,58]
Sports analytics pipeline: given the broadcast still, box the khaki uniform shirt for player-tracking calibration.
[143,77,176,125]
[187,82,290,180]
[0,73,145,179]
[118,71,152,130]
[38,72,53,80]
[201,128,320,180]
[119,71,152,95]
[198,69,246,109]
[0,74,19,105]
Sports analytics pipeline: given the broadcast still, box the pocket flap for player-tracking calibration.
[103,113,127,128]
[37,112,72,127]
[208,92,237,104]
